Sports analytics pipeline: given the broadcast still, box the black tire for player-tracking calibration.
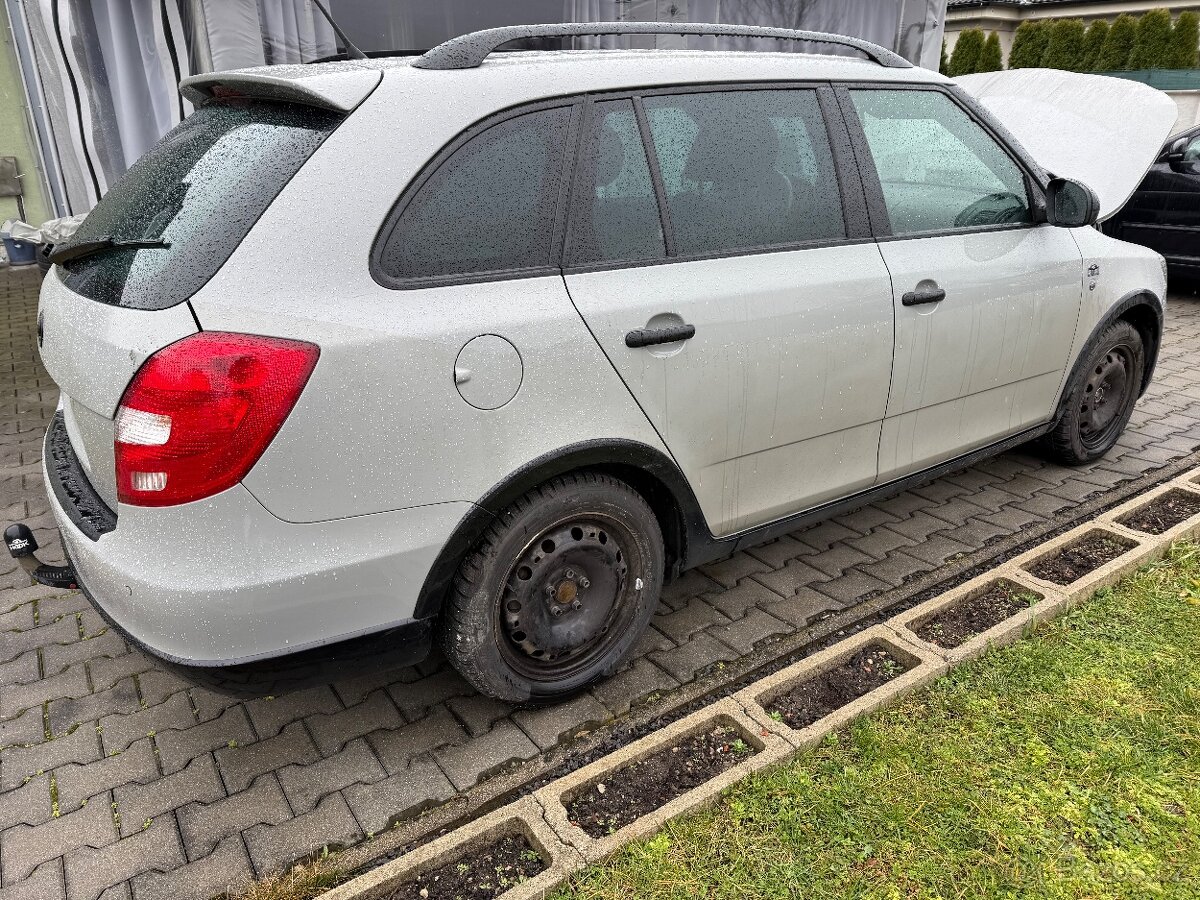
[440,472,664,703]
[1042,320,1144,465]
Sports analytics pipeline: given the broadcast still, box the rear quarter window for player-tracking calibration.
[59,100,343,310]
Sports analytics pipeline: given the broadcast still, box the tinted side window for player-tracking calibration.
[569,99,665,265]
[642,90,845,256]
[379,106,571,281]
[849,89,1032,235]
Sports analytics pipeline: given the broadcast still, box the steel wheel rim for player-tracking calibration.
[495,513,642,683]
[1079,343,1133,450]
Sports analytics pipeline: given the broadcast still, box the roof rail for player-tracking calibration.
[411,22,911,71]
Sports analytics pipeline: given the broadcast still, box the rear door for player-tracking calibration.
[838,85,1084,483]
[563,87,895,536]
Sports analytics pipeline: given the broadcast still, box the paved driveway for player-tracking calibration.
[2,264,1199,900]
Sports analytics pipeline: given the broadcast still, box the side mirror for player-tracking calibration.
[1166,135,1193,172]
[1045,176,1099,228]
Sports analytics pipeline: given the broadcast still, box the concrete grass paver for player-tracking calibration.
[1,264,1199,896]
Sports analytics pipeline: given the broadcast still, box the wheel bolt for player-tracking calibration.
[572,600,582,611]
[579,577,590,589]
[551,606,564,617]
[565,569,575,580]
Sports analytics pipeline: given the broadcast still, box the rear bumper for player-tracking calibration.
[44,423,472,665]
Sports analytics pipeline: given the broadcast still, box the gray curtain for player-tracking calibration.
[14,0,945,216]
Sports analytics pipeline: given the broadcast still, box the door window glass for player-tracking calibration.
[849,89,1032,234]
[378,106,571,281]
[569,99,665,265]
[1183,133,1200,162]
[641,90,845,256]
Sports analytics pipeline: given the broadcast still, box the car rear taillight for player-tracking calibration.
[115,332,319,507]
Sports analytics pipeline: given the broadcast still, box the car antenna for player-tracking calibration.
[310,0,368,61]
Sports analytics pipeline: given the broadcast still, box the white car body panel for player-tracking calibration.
[957,69,1178,221]
[35,50,1168,666]
[877,225,1084,481]
[49,480,471,664]
[565,243,894,535]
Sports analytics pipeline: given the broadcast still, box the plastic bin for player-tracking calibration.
[3,236,38,266]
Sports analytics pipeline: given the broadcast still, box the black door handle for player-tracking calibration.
[901,284,946,306]
[625,323,696,348]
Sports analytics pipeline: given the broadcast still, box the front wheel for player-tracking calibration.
[440,472,664,703]
[1042,319,1145,465]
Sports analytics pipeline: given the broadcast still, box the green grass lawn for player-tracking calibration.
[558,544,1200,900]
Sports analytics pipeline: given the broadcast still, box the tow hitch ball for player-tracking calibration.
[4,524,78,589]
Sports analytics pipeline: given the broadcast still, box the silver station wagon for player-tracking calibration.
[12,23,1172,701]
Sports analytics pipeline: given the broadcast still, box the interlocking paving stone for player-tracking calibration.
[305,690,402,755]
[3,265,1200,896]
[343,756,456,836]
[43,632,127,676]
[0,859,65,900]
[64,823,186,900]
[1,789,116,881]
[215,721,320,793]
[244,684,342,739]
[1,664,89,718]
[653,597,731,643]
[444,694,514,739]
[55,738,159,810]
[129,835,253,900]
[0,774,51,830]
[99,693,195,756]
[154,706,255,775]
[433,719,539,791]
[587,658,679,716]
[755,586,843,626]
[649,632,739,683]
[244,792,362,876]
[367,707,468,775]
[697,553,769,589]
[113,754,225,839]
[705,578,785,620]
[3,725,101,790]
[513,694,612,749]
[48,677,141,736]
[276,738,384,815]
[0,650,39,688]
[706,607,792,655]
[177,775,290,861]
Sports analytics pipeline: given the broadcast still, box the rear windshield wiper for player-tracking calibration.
[47,237,171,265]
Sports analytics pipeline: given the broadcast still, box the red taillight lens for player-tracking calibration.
[115,332,319,507]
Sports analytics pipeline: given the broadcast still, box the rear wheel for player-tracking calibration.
[440,472,664,703]
[1042,320,1144,465]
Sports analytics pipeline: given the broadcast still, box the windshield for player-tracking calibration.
[60,99,342,310]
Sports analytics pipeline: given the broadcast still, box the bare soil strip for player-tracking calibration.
[765,643,910,730]
[564,725,756,839]
[914,580,1040,649]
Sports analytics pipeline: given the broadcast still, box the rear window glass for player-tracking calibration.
[59,100,343,310]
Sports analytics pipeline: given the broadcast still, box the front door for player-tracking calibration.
[840,86,1084,482]
[562,88,895,536]
[1115,127,1200,271]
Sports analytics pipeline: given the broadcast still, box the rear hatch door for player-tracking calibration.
[39,89,357,511]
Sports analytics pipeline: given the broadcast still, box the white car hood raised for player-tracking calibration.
[957,69,1177,222]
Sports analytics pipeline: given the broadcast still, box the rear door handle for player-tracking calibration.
[901,284,946,306]
[625,323,696,348]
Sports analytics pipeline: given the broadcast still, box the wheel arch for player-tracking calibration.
[1057,289,1163,421]
[412,440,708,620]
